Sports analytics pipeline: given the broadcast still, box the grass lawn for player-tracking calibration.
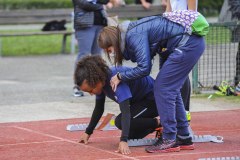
[192,93,240,104]
[205,25,232,45]
[0,23,233,57]
[0,29,74,56]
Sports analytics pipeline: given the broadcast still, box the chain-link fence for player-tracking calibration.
[193,22,240,92]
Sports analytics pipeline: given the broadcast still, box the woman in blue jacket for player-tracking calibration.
[74,55,160,155]
[98,12,205,153]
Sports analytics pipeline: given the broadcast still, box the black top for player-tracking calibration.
[85,98,131,142]
[135,0,153,4]
[94,11,107,25]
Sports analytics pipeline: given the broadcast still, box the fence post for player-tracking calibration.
[71,11,75,55]
[235,42,240,85]
[192,63,200,94]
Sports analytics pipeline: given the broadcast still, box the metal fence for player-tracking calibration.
[192,22,240,92]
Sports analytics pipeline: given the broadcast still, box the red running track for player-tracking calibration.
[0,110,240,160]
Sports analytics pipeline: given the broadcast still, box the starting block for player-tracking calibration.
[66,115,224,145]
[66,123,92,131]
[192,135,224,143]
[128,138,157,147]
[66,113,118,131]
[95,113,117,131]
[127,134,224,147]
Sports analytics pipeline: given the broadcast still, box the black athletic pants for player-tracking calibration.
[115,98,159,139]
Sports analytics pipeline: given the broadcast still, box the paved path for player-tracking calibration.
[0,54,239,123]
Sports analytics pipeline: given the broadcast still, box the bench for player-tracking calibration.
[107,4,164,18]
[0,5,164,55]
[0,9,75,55]
[0,5,164,25]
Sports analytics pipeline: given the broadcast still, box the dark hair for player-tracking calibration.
[98,26,123,66]
[74,55,111,88]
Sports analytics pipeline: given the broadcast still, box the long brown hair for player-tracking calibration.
[98,26,123,66]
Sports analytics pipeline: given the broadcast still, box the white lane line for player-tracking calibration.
[97,150,240,160]
[0,140,63,147]
[12,126,138,160]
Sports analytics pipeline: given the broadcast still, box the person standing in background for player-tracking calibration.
[166,0,197,12]
[72,0,109,97]
[164,0,198,114]
[136,0,153,10]
[105,0,125,9]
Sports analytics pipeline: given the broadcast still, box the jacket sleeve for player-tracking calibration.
[85,97,105,135]
[74,0,103,11]
[119,99,131,142]
[121,33,152,81]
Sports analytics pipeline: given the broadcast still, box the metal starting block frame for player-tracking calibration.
[127,134,224,147]
[66,113,118,131]
[128,138,157,147]
[66,123,98,131]
[66,114,224,146]
[192,135,224,143]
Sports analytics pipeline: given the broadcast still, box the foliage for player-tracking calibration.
[0,0,73,10]
[0,0,225,12]
[198,0,224,16]
[0,25,232,56]
[0,0,227,56]
[192,93,240,104]
[205,25,231,44]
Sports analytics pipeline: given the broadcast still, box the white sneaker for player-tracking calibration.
[73,87,84,97]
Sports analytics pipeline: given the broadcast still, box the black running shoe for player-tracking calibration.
[176,136,194,150]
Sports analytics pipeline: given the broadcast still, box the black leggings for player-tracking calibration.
[181,77,191,111]
[115,99,159,139]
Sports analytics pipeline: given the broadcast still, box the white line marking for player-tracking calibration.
[12,126,138,160]
[97,150,240,160]
[193,129,240,133]
[0,140,63,147]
